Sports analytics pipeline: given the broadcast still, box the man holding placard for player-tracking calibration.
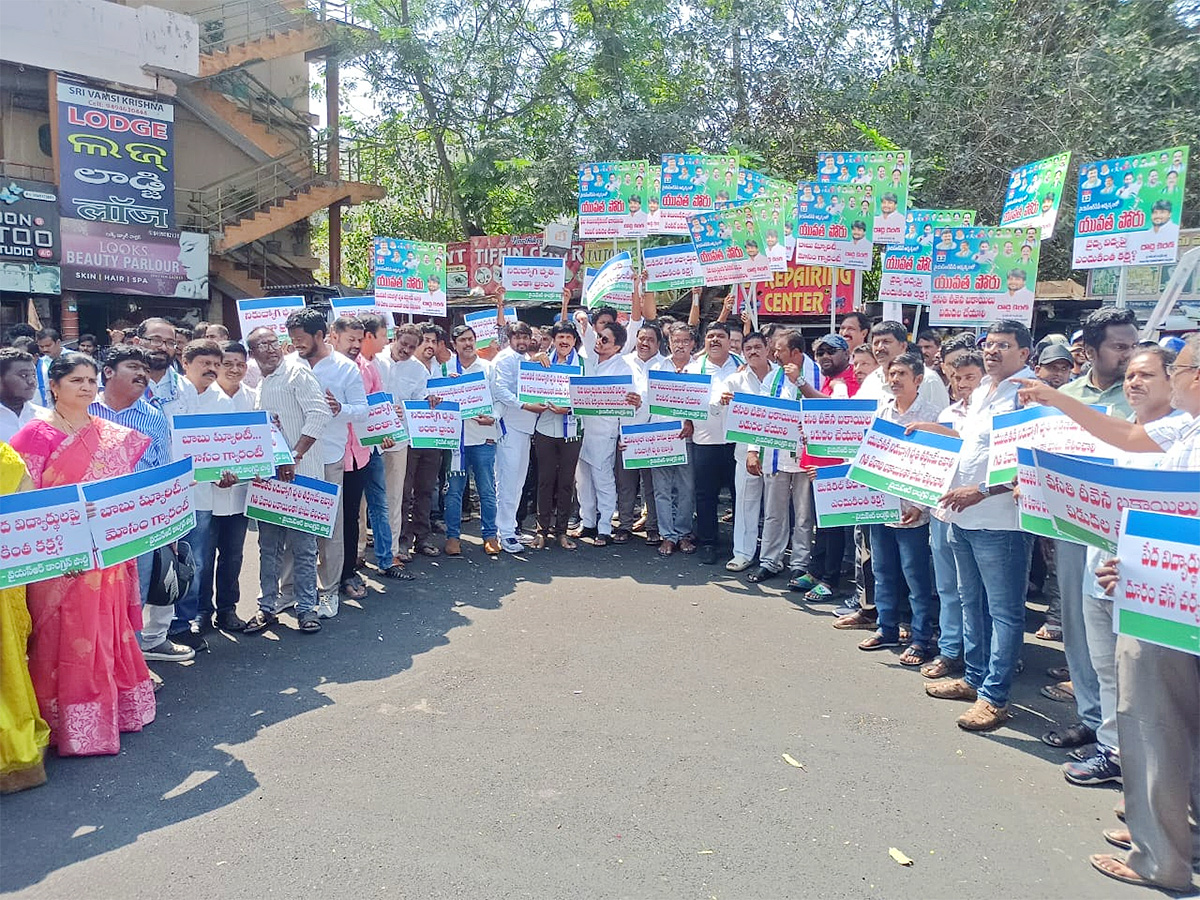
[686,322,743,565]
[170,339,238,645]
[334,316,406,591]
[89,345,185,662]
[648,323,700,557]
[380,324,431,562]
[571,321,641,547]
[1014,334,1200,892]
[921,320,1035,733]
[490,321,539,553]
[286,311,369,616]
[1041,307,1138,754]
[243,327,334,635]
[440,325,499,557]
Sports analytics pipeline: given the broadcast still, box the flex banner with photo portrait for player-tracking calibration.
[1001,153,1071,240]
[792,182,875,270]
[815,150,911,245]
[880,209,976,306]
[1072,146,1189,268]
[578,161,652,239]
[929,226,1041,327]
[656,154,739,235]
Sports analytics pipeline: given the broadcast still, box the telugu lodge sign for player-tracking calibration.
[56,77,175,229]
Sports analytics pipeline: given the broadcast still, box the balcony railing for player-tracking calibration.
[175,135,387,232]
[191,0,364,55]
[207,68,313,144]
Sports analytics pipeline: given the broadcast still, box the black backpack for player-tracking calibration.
[145,540,195,606]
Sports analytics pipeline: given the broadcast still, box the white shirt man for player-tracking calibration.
[721,341,785,571]
[489,324,538,551]
[574,337,636,540]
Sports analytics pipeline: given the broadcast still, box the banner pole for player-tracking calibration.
[828,266,838,332]
[1115,266,1129,310]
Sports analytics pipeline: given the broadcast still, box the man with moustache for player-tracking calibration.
[286,310,369,615]
[242,327,334,635]
[88,345,187,662]
[490,319,540,553]
[380,324,431,562]
[170,339,239,645]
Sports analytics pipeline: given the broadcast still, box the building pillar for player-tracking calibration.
[60,292,79,341]
[326,57,341,286]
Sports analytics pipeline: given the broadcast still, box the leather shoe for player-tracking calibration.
[214,610,246,632]
[746,566,779,583]
[698,544,718,565]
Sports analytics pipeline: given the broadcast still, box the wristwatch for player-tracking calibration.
[976,481,1008,497]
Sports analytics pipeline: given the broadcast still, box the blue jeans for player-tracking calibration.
[342,451,393,575]
[951,525,1035,707]
[930,518,963,660]
[869,523,935,646]
[1054,539,1101,731]
[445,442,498,539]
[198,513,249,618]
[258,521,318,614]
[171,509,213,634]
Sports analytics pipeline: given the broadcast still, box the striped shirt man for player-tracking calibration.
[89,396,171,472]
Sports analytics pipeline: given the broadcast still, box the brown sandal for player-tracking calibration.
[920,655,963,679]
[592,534,609,547]
[658,540,676,557]
[678,537,697,554]
[558,535,577,550]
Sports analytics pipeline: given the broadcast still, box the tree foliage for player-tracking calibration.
[331,0,1200,286]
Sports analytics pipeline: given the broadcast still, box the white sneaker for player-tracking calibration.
[516,532,537,546]
[500,536,523,554]
[725,556,753,572]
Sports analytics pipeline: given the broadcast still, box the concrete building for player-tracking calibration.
[0,0,383,338]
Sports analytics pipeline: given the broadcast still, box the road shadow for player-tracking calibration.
[0,509,746,891]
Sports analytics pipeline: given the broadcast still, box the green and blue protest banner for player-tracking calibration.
[1114,509,1199,656]
[688,203,770,286]
[641,243,705,292]
[620,421,688,469]
[81,458,195,567]
[1002,153,1071,240]
[0,484,93,588]
[793,181,875,270]
[245,474,341,539]
[1032,449,1200,553]
[1073,147,1189,269]
[814,463,902,527]
[583,251,634,312]
[657,153,740,235]
[578,161,652,239]
[929,225,1041,328]
[847,417,963,507]
[171,410,274,482]
[374,237,448,315]
[816,150,911,245]
[880,210,975,306]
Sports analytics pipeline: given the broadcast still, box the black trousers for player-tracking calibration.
[533,433,581,536]
[692,442,736,547]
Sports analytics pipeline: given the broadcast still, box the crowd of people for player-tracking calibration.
[0,289,1196,893]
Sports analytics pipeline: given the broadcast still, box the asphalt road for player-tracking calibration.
[0,528,1163,899]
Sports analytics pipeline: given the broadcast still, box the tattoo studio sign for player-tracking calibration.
[57,78,174,229]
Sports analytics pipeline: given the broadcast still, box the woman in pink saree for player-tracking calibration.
[9,352,156,756]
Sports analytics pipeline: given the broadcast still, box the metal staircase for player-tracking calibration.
[175,136,386,253]
[192,0,372,77]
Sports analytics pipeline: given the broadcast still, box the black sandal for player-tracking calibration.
[899,643,933,666]
[243,610,278,634]
[298,610,322,633]
[1040,722,1096,748]
[381,565,415,581]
